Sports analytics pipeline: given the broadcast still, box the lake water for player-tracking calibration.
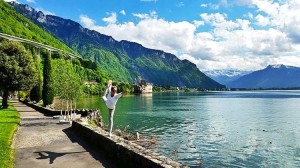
[76,91,300,167]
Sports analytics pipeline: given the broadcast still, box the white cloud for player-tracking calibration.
[255,14,270,26]
[193,20,205,27]
[4,0,19,3]
[178,54,265,71]
[252,0,279,17]
[200,13,245,31]
[247,0,300,43]
[102,12,117,24]
[201,0,230,10]
[209,3,221,10]
[132,11,157,19]
[80,14,95,28]
[80,13,196,55]
[35,7,55,15]
[200,4,207,8]
[132,13,149,19]
[176,2,184,8]
[247,12,253,19]
[26,0,35,3]
[79,1,300,71]
[120,10,126,15]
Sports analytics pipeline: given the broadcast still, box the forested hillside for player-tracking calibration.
[0,0,74,53]
[0,0,110,95]
[11,2,224,88]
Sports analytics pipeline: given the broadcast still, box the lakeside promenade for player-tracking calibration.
[12,100,117,168]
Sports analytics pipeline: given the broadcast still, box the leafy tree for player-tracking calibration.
[52,59,82,103]
[30,49,43,102]
[0,41,38,108]
[78,58,97,70]
[117,82,133,93]
[42,51,54,106]
[51,51,64,59]
[83,82,104,95]
[71,58,81,66]
[52,58,111,97]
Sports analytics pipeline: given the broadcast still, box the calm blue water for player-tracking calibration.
[76,91,300,167]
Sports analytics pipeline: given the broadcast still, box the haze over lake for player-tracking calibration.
[76,91,300,167]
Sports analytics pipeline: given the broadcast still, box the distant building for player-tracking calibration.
[134,79,153,93]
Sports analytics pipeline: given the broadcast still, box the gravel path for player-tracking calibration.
[12,100,117,168]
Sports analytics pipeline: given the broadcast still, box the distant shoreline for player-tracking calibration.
[227,87,300,91]
[152,87,300,93]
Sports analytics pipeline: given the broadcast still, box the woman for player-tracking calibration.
[102,80,125,137]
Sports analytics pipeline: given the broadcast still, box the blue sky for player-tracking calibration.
[8,0,300,71]
[14,1,212,21]
[16,0,255,31]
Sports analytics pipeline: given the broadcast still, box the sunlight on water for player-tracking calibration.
[76,91,300,167]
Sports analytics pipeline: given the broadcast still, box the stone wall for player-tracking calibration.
[21,101,94,117]
[72,121,186,168]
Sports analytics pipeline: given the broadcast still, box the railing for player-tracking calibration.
[0,32,80,58]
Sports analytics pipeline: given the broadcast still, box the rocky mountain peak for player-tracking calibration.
[267,64,286,69]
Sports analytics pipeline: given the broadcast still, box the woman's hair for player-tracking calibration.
[111,86,117,92]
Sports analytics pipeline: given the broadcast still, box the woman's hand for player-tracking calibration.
[107,80,112,87]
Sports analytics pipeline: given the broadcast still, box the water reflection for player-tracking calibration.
[76,91,300,167]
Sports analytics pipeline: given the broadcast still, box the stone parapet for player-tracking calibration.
[72,121,187,168]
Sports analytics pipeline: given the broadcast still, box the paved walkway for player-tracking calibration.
[12,100,117,168]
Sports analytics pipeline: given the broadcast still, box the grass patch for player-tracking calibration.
[0,99,20,168]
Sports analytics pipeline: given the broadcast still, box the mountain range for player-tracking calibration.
[204,70,251,85]
[227,64,300,89]
[9,2,224,89]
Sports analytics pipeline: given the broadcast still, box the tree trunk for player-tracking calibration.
[2,90,9,108]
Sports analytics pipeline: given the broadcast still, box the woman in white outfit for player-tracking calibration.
[102,80,125,137]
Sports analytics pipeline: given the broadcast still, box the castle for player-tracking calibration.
[134,79,153,94]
